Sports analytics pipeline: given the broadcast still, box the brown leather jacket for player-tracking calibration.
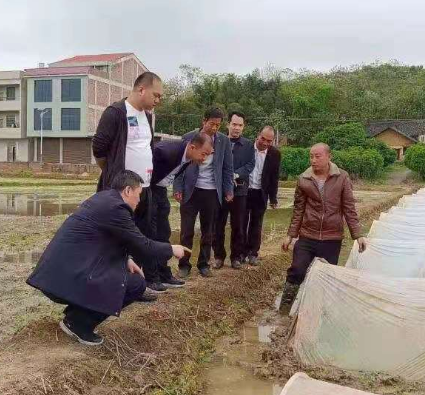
[287,163,362,241]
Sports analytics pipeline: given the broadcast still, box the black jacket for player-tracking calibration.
[231,137,255,197]
[92,99,154,191]
[151,140,188,186]
[260,146,281,205]
[26,190,172,316]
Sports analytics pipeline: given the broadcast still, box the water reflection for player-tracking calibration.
[0,193,85,216]
[205,361,283,395]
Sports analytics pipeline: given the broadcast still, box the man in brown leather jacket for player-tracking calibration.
[279,143,366,312]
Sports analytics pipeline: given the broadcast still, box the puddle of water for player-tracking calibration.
[205,308,284,395]
[205,361,283,395]
[0,192,87,216]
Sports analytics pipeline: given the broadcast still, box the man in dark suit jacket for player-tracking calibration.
[243,126,281,265]
[27,170,185,346]
[149,134,213,287]
[173,107,234,278]
[213,111,255,269]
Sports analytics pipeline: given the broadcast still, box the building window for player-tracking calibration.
[34,108,52,131]
[61,108,81,130]
[6,87,16,101]
[34,80,52,102]
[6,115,16,127]
[61,79,81,102]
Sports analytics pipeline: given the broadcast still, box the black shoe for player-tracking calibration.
[59,319,103,346]
[162,276,186,288]
[199,267,213,277]
[278,282,300,315]
[146,282,168,293]
[248,255,260,266]
[231,260,243,269]
[178,267,191,279]
[137,290,158,302]
[213,258,225,269]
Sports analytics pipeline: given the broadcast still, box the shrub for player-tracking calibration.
[405,144,425,179]
[312,122,368,150]
[365,139,397,167]
[280,147,310,178]
[332,148,384,179]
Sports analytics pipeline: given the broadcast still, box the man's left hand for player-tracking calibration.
[225,194,234,203]
[357,237,367,253]
[270,203,278,209]
[127,258,144,276]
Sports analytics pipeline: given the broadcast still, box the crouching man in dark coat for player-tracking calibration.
[27,170,186,346]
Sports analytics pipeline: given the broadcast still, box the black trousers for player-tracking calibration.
[179,188,220,270]
[213,195,247,262]
[150,186,173,281]
[286,237,342,285]
[134,187,158,283]
[243,189,267,258]
[46,273,146,333]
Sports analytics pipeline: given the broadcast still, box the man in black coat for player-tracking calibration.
[243,126,281,265]
[149,133,213,287]
[92,72,166,293]
[213,111,255,269]
[27,170,185,346]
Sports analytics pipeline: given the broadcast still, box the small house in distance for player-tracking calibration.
[367,120,425,160]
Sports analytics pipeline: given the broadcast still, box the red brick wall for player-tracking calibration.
[88,108,96,134]
[96,81,109,107]
[111,85,123,104]
[63,138,92,164]
[38,138,60,163]
[111,62,123,84]
[88,79,96,106]
[123,59,137,86]
[123,89,131,98]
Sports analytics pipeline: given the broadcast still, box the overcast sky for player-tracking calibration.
[1,0,425,79]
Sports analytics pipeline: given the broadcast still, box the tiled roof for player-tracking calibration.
[367,120,425,142]
[24,66,93,77]
[53,53,132,64]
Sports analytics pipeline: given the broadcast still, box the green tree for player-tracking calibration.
[312,122,367,150]
[405,144,425,179]
[280,147,310,178]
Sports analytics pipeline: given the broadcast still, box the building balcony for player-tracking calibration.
[0,127,22,139]
[0,99,21,112]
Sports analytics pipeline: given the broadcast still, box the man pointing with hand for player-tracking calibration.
[27,170,188,346]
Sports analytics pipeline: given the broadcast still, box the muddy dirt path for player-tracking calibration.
[0,186,417,395]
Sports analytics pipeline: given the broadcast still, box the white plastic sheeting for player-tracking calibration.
[379,212,425,227]
[346,238,425,277]
[368,220,425,240]
[397,195,425,208]
[291,188,425,380]
[280,372,378,395]
[292,259,425,381]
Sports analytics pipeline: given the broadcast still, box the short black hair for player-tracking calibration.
[228,111,246,122]
[111,170,144,191]
[133,72,162,89]
[203,106,224,121]
[189,133,213,147]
